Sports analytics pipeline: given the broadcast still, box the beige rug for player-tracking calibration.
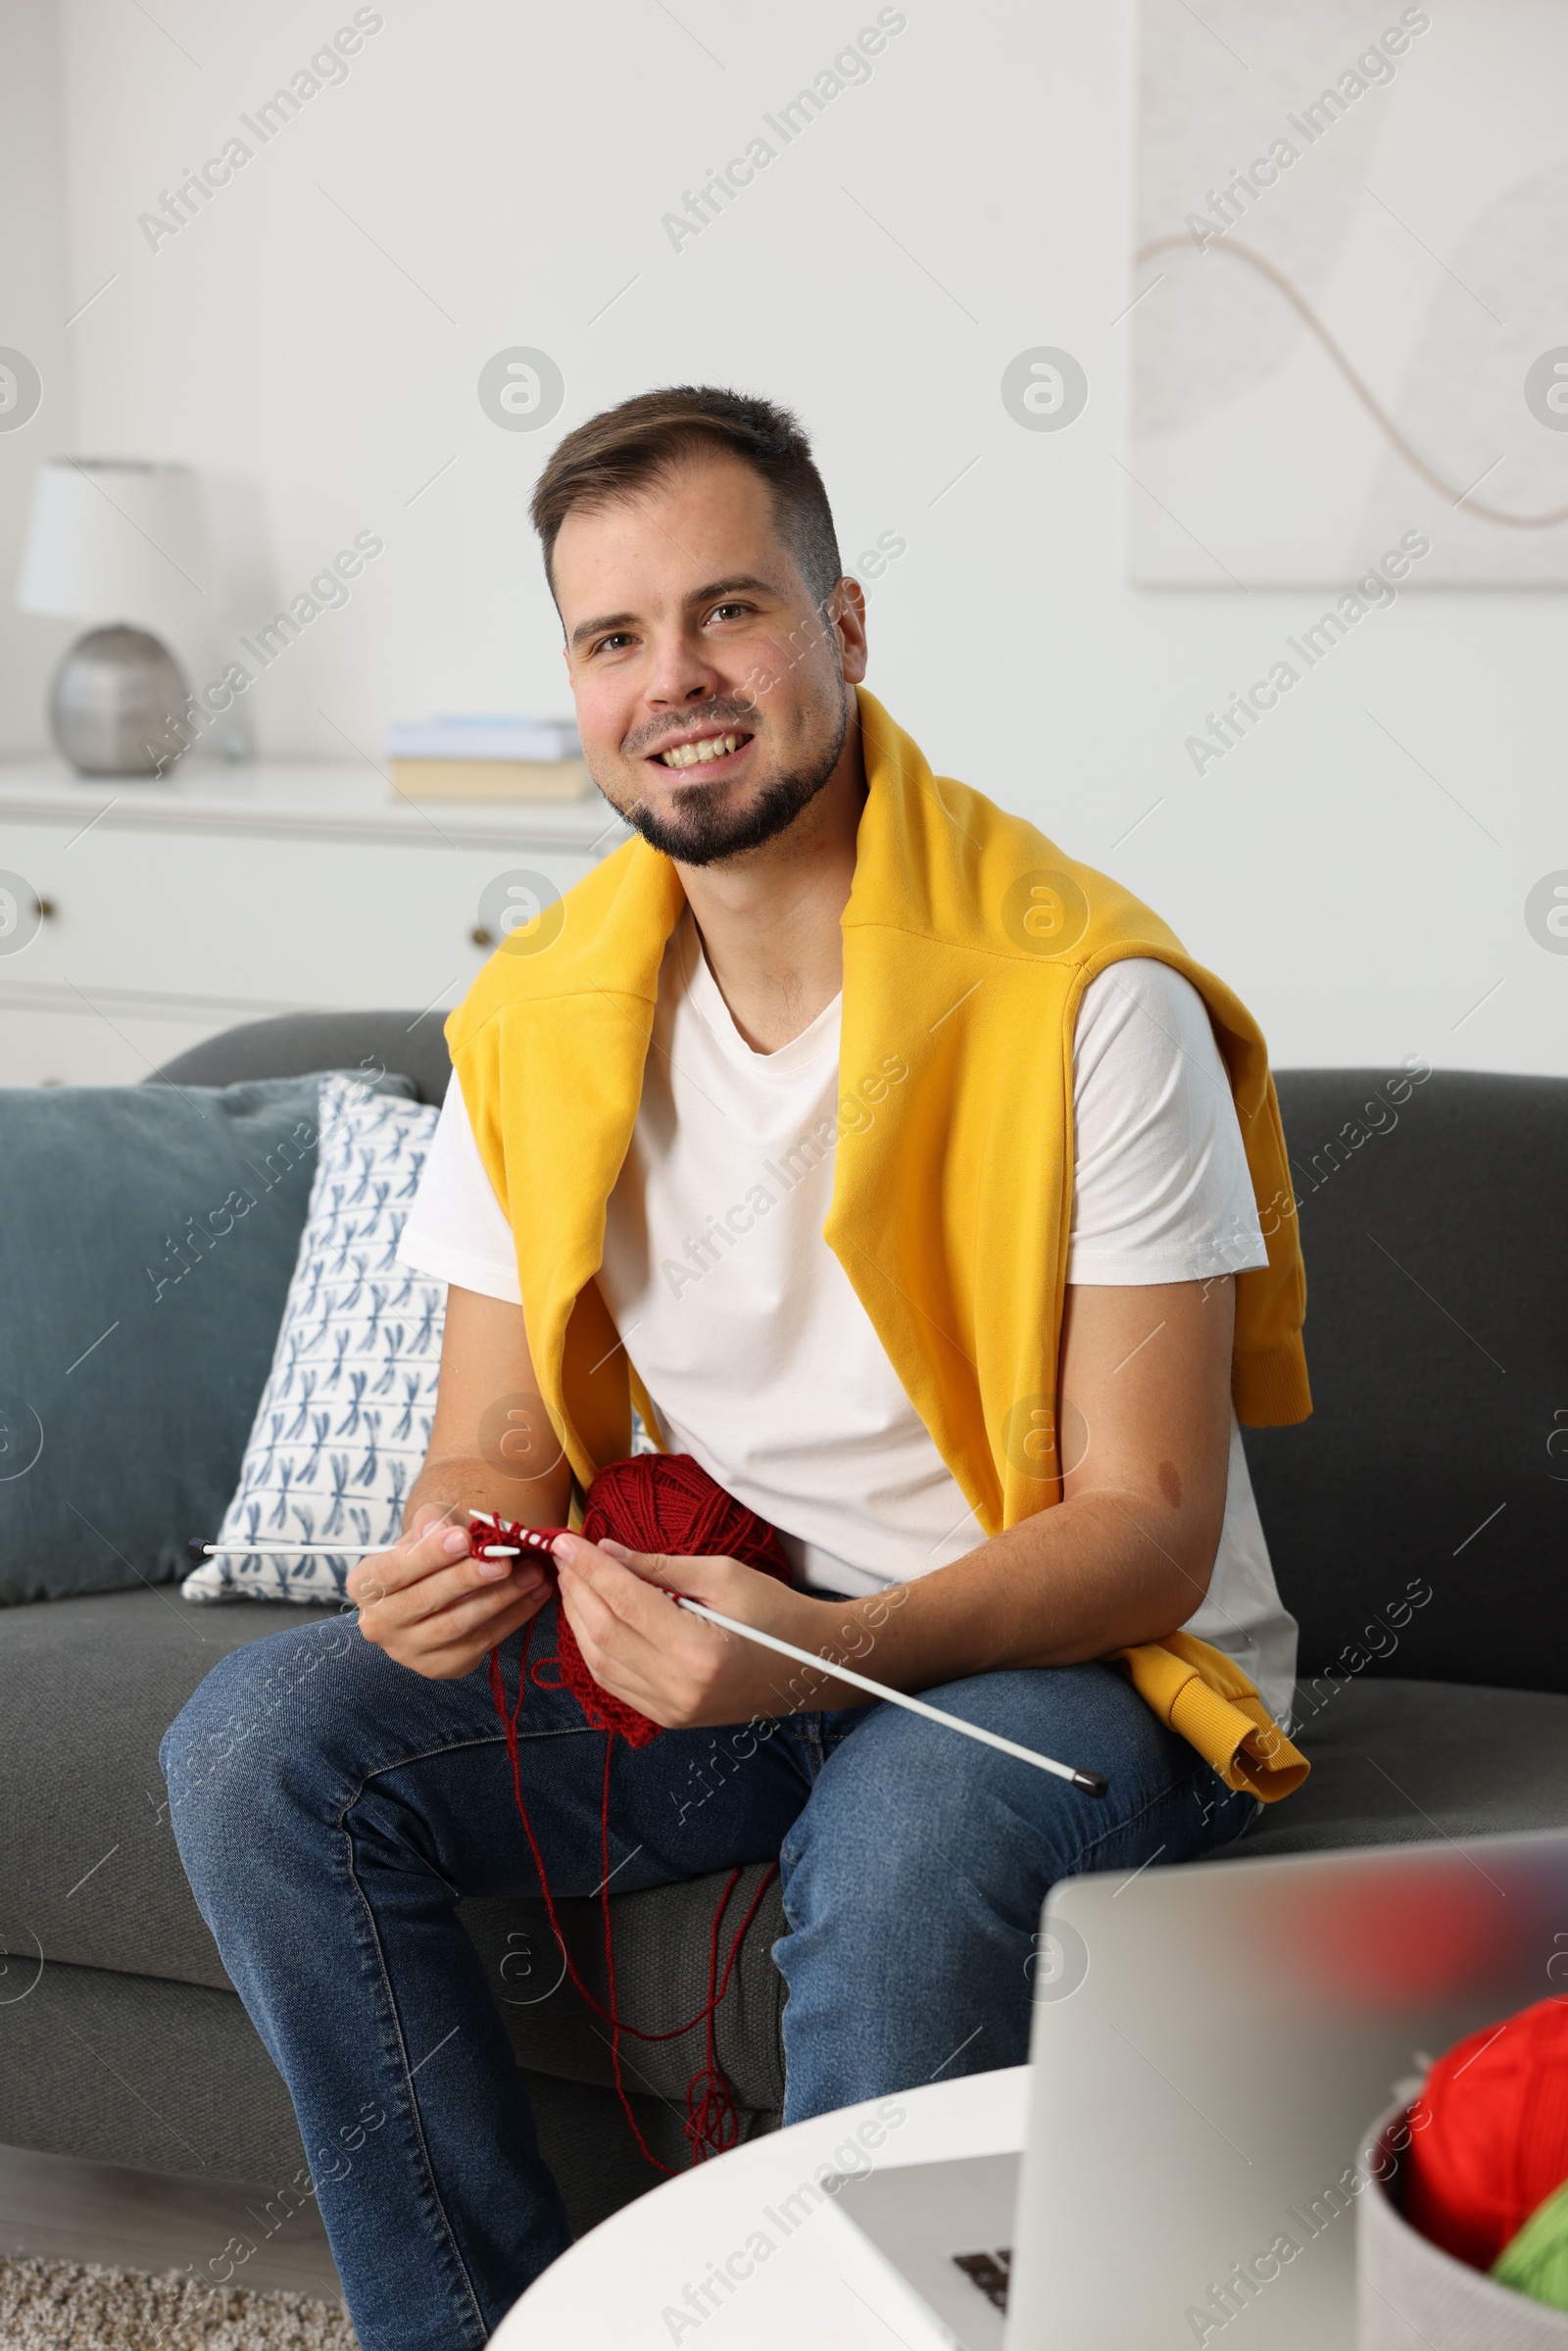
[0,2257,358,2350]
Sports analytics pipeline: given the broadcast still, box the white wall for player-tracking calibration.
[7,0,1564,1072]
[0,0,75,748]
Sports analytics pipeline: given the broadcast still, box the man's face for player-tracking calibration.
[553,451,866,865]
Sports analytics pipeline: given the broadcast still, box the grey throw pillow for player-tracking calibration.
[0,1069,414,1604]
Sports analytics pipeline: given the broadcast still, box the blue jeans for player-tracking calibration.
[162,1600,1256,2350]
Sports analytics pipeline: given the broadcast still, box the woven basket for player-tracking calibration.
[1358,2101,1568,2350]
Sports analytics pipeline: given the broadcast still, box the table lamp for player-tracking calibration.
[16,458,214,777]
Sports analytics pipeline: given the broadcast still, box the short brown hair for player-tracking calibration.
[529,385,843,612]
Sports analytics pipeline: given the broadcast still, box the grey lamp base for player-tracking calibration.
[50,625,192,777]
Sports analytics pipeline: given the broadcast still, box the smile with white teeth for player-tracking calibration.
[659,732,746,768]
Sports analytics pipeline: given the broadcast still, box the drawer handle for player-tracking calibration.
[470,926,494,948]
[35,897,57,919]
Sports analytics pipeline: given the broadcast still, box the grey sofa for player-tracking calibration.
[2,1013,1565,2246]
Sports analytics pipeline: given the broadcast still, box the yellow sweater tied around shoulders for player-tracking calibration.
[446,689,1312,1803]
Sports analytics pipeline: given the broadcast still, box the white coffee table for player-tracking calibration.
[493,2065,1028,2350]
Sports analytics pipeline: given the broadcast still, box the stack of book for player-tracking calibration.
[387,716,591,801]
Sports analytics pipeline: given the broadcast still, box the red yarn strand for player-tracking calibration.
[480,1456,789,2172]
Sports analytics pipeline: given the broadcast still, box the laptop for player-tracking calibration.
[834,1826,1568,2348]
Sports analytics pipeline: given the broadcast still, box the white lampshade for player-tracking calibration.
[17,458,214,635]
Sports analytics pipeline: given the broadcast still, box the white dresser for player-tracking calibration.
[0,758,628,1086]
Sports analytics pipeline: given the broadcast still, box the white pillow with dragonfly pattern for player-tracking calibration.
[182,1071,445,1601]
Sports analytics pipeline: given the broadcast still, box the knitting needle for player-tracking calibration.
[477,1523,1106,1794]
[669,1594,1108,1797]
[188,1540,522,1559]
[188,1531,1109,1796]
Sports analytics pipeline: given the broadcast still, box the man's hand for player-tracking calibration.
[554,1537,868,1728]
[348,1502,554,1680]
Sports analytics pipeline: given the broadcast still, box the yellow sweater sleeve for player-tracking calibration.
[1107,1632,1310,1802]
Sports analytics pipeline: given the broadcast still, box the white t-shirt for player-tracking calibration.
[399,919,1298,1725]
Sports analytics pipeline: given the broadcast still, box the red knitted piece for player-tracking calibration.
[473,1453,794,2172]
[470,1451,792,1747]
[1404,1997,1568,2269]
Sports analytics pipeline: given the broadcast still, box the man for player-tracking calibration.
[166,387,1309,2351]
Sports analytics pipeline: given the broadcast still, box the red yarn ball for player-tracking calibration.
[1403,1996,1568,2270]
[469,1452,792,1746]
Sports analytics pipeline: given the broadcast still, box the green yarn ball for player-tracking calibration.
[1493,2179,1568,2312]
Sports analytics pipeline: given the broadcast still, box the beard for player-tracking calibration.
[615,696,850,867]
